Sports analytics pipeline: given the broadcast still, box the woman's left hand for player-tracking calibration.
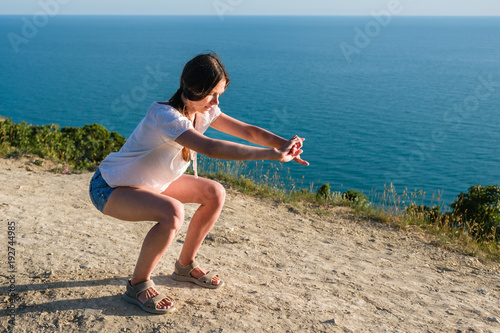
[291,138,309,166]
[289,136,309,166]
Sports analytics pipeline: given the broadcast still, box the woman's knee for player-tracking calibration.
[157,200,185,232]
[203,180,226,207]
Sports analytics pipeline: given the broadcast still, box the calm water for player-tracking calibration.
[1,15,499,204]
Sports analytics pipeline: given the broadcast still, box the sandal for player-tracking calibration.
[122,280,175,314]
[171,260,225,289]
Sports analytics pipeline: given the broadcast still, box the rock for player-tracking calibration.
[322,318,336,325]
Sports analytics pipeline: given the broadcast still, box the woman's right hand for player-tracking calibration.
[276,136,309,165]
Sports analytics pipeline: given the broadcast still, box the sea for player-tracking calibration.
[1,15,499,205]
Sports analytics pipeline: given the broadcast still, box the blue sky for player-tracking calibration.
[1,0,500,16]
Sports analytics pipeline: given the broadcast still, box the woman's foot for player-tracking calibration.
[174,265,222,286]
[173,260,224,288]
[131,280,174,310]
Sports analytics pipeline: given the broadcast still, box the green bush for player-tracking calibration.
[406,185,500,241]
[0,118,126,170]
[406,204,446,225]
[343,189,370,208]
[450,185,500,241]
[316,183,331,199]
[343,189,367,202]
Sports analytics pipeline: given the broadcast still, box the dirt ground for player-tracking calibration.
[1,157,499,332]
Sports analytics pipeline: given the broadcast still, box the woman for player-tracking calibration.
[89,53,308,314]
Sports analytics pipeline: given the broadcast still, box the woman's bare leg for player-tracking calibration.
[162,175,226,285]
[103,186,184,310]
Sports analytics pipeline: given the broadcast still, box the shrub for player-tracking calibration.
[343,189,370,208]
[406,204,447,225]
[450,185,500,241]
[0,118,126,170]
[343,189,366,202]
[316,183,331,199]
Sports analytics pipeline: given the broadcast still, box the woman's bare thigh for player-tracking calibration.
[162,175,225,205]
[103,186,184,223]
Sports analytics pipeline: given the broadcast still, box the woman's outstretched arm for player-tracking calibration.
[175,129,303,163]
[210,112,309,165]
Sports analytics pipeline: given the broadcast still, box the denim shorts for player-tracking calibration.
[89,168,116,213]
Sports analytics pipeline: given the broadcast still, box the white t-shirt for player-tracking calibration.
[99,102,221,191]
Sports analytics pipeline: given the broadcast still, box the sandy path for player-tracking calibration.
[0,157,499,332]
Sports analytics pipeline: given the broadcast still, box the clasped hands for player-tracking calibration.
[279,135,309,166]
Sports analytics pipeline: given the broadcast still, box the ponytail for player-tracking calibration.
[168,87,193,162]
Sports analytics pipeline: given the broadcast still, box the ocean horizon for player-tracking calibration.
[1,15,499,205]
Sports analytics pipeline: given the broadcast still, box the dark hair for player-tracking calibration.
[168,53,230,162]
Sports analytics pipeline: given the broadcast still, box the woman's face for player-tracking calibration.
[186,79,226,115]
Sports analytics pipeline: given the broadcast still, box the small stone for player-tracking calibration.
[322,318,336,325]
[487,317,500,324]
[478,289,488,295]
